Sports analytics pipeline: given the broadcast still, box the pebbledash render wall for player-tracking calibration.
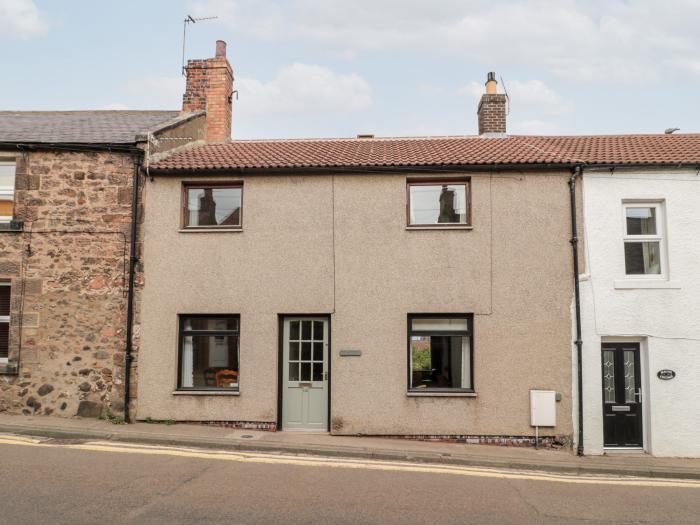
[579,168,700,457]
[0,150,141,418]
[138,170,579,438]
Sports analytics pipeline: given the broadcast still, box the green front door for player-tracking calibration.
[281,317,329,431]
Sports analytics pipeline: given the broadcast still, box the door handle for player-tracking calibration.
[634,388,642,403]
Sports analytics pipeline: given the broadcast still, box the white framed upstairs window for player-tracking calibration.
[622,202,666,278]
[0,159,16,223]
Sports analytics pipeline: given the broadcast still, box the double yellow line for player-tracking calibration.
[1,434,698,489]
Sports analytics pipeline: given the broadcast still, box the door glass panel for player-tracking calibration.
[313,342,323,361]
[313,321,323,340]
[289,342,299,360]
[624,350,637,403]
[603,350,615,403]
[301,321,311,340]
[301,362,311,381]
[301,342,311,360]
[313,363,323,381]
[290,321,300,340]
[289,362,299,381]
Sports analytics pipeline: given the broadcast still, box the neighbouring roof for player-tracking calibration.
[150,134,700,172]
[0,110,183,145]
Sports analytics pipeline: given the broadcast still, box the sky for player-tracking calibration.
[1,0,699,140]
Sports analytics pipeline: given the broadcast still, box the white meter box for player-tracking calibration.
[530,390,556,427]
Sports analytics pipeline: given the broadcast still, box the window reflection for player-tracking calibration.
[409,183,468,225]
[186,186,241,227]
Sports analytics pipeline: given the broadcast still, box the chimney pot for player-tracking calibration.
[215,40,227,58]
[485,72,497,95]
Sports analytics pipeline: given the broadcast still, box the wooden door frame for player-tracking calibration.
[601,342,644,448]
[277,314,332,432]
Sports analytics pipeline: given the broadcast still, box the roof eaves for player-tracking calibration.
[147,161,579,176]
[0,141,142,153]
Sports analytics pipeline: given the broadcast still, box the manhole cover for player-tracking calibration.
[240,435,254,439]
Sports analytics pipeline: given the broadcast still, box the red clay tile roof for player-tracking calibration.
[150,134,700,172]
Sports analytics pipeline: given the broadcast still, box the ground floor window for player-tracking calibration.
[408,314,473,392]
[178,315,240,390]
[0,281,10,362]
[0,159,15,223]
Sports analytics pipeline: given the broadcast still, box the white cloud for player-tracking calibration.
[460,79,573,117]
[505,80,574,117]
[235,63,371,114]
[123,76,186,108]
[0,0,48,39]
[510,119,567,135]
[191,0,700,84]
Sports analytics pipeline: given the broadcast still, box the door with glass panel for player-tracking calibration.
[602,343,643,448]
[282,317,329,431]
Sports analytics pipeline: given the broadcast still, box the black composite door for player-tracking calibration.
[602,343,643,447]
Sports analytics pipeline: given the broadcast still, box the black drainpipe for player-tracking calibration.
[569,164,584,455]
[123,156,142,423]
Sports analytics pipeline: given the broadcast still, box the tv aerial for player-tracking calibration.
[182,14,219,75]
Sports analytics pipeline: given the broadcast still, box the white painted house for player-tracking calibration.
[579,167,700,457]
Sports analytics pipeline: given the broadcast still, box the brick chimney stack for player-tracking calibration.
[477,72,507,136]
[182,40,234,143]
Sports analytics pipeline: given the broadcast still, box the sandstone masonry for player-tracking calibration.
[0,150,142,418]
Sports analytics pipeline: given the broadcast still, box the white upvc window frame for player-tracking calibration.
[0,159,16,223]
[0,281,9,364]
[621,201,667,280]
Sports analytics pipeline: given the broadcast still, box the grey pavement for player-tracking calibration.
[0,414,699,480]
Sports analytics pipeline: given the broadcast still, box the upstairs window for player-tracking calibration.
[0,282,10,362]
[408,314,473,392]
[623,203,665,276]
[178,315,240,391]
[0,160,15,223]
[408,179,470,227]
[183,183,242,229]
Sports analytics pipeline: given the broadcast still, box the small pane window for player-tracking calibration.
[408,315,473,391]
[408,180,469,226]
[0,160,15,223]
[0,282,10,361]
[184,184,242,228]
[178,315,240,390]
[287,318,326,384]
[622,203,664,276]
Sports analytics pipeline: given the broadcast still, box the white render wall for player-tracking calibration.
[579,169,700,457]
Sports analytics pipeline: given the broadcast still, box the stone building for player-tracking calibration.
[0,39,234,418]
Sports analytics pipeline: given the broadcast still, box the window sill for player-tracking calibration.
[172,390,240,396]
[179,228,243,233]
[0,221,23,233]
[0,362,19,375]
[406,225,473,231]
[406,391,477,398]
[614,280,681,290]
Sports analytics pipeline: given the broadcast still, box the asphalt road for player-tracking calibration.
[0,436,698,524]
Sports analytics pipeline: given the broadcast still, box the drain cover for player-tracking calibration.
[240,434,254,439]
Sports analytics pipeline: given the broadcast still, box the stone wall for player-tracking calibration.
[0,149,141,418]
